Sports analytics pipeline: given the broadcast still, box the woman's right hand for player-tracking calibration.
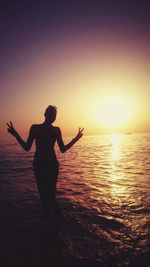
[7,121,18,137]
[74,127,84,142]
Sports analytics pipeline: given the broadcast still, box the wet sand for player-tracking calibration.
[0,196,150,267]
[0,196,101,267]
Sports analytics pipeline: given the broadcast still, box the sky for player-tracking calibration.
[0,0,150,141]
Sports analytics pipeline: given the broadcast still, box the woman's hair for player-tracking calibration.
[44,105,57,116]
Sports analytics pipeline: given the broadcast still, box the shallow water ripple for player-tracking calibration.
[0,133,150,266]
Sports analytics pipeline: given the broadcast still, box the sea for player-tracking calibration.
[0,133,150,267]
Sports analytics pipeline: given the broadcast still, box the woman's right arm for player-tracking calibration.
[56,127,84,153]
[7,121,35,151]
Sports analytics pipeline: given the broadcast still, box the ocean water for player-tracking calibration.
[0,133,150,266]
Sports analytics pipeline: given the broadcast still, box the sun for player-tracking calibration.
[94,96,131,129]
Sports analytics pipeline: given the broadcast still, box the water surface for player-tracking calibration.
[0,133,150,266]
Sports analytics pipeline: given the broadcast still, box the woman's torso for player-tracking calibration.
[33,124,58,164]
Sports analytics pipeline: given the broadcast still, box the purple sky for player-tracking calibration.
[0,1,150,140]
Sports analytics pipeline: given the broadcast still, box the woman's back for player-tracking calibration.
[34,124,58,163]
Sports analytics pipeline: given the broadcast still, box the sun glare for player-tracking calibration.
[94,96,132,130]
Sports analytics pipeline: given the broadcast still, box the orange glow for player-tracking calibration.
[92,95,133,130]
[1,38,150,142]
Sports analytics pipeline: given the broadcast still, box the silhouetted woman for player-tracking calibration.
[7,105,84,222]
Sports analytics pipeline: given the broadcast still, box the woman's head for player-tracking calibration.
[44,105,57,123]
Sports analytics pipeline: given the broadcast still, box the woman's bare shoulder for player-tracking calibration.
[52,126,61,134]
[30,124,43,131]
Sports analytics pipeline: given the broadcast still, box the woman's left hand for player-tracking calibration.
[7,121,18,137]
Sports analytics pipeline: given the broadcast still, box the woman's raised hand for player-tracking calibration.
[74,127,84,142]
[7,121,18,137]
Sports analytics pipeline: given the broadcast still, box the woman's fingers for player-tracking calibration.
[7,124,12,129]
[7,121,14,128]
[79,127,84,133]
[75,127,84,141]
[76,127,84,140]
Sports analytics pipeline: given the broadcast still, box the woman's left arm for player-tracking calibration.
[7,121,35,151]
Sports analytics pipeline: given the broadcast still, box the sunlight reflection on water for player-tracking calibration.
[0,133,150,263]
[57,133,150,250]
